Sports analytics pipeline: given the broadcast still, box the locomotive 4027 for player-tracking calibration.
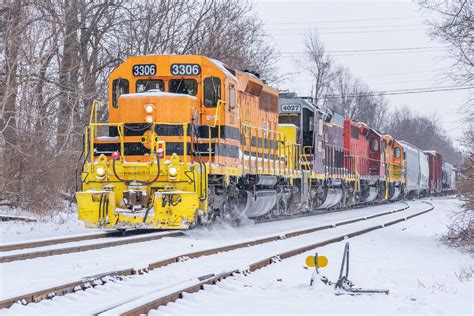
[76,55,450,230]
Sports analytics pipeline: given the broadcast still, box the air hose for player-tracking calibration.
[112,152,161,185]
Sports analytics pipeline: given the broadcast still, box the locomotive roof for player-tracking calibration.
[399,140,422,151]
[278,95,316,112]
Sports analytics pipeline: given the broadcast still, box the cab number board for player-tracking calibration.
[170,63,201,76]
[132,64,156,76]
[281,104,301,113]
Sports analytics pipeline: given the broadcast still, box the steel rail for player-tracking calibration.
[1,201,405,253]
[0,202,410,310]
[255,200,400,224]
[0,231,123,252]
[0,231,184,264]
[0,228,170,252]
[104,202,433,316]
[0,214,37,223]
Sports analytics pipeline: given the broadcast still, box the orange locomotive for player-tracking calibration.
[77,55,303,229]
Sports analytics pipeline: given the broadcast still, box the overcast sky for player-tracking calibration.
[252,0,472,145]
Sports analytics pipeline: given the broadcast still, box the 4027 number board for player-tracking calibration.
[281,104,301,113]
[132,64,156,76]
[170,63,201,76]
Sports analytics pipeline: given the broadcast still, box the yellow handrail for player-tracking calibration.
[89,100,106,125]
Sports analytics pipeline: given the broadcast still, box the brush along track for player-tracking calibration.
[0,202,410,310]
[0,230,184,263]
[100,201,434,316]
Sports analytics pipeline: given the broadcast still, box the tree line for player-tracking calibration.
[0,0,466,215]
[0,0,275,211]
[303,31,462,166]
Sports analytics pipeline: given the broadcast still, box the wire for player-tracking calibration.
[270,28,424,36]
[360,69,447,78]
[322,86,473,99]
[279,49,447,58]
[267,23,424,32]
[266,16,422,26]
[280,46,447,54]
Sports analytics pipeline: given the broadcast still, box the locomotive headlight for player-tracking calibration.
[168,166,178,178]
[145,115,153,123]
[96,166,106,179]
[144,104,154,114]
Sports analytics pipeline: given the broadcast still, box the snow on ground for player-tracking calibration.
[1,200,444,315]
[1,198,470,315]
[0,201,411,302]
[0,204,98,243]
[151,198,473,316]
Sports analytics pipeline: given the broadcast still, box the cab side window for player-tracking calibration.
[204,77,221,107]
[370,139,379,152]
[394,147,401,158]
[351,126,359,139]
[112,78,129,108]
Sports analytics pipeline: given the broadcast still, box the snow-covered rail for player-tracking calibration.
[0,231,124,252]
[0,214,37,223]
[0,202,412,310]
[100,202,434,316]
[0,231,184,263]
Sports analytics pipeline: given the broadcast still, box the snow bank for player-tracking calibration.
[0,203,94,243]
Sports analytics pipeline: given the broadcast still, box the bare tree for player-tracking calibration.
[420,0,473,249]
[420,0,473,84]
[304,31,337,106]
[324,66,388,130]
[1,0,23,204]
[0,0,277,212]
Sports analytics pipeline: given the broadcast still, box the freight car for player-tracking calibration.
[399,141,429,198]
[424,151,443,195]
[442,162,456,195]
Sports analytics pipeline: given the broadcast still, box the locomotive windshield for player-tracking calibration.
[136,79,164,93]
[169,79,198,96]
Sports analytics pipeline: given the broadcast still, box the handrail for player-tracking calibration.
[211,100,226,128]
[89,100,106,125]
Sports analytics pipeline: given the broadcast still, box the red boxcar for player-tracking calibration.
[424,151,443,195]
[344,119,370,177]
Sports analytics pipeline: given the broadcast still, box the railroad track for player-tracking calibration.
[0,228,173,252]
[0,214,36,223]
[0,230,184,264]
[0,202,413,311]
[100,201,434,316]
[0,201,407,261]
[255,200,398,225]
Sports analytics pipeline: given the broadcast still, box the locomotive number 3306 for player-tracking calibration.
[170,64,201,76]
[132,64,156,76]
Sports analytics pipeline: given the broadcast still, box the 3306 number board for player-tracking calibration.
[170,64,201,76]
[132,64,156,76]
